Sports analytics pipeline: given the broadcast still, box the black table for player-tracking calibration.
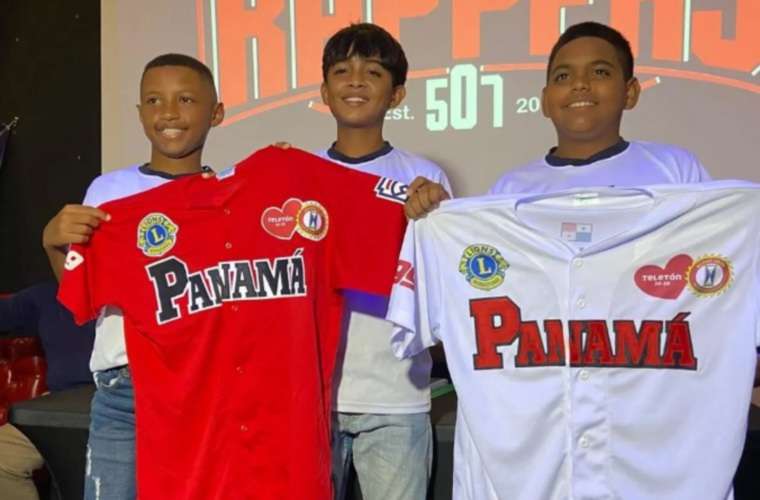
[11,384,760,500]
[9,384,94,500]
[9,385,454,500]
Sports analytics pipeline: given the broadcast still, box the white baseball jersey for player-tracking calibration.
[316,143,452,413]
[489,141,711,195]
[388,181,760,500]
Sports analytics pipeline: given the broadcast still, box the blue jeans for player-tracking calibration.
[332,412,432,500]
[84,366,135,500]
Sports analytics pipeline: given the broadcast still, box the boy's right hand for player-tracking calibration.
[405,177,450,220]
[42,204,110,250]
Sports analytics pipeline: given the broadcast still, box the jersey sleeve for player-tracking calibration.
[680,149,712,182]
[57,243,105,325]
[57,214,129,326]
[661,145,712,183]
[434,167,454,198]
[82,174,110,207]
[328,164,408,297]
[487,171,515,195]
[385,220,441,359]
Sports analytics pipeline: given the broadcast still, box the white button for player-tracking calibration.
[576,297,586,308]
[579,436,590,448]
[579,370,590,381]
[225,242,232,250]
[573,258,583,268]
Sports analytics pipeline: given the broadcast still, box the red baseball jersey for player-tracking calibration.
[58,147,408,500]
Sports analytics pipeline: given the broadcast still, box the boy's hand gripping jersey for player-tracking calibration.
[388,181,760,500]
[59,147,408,500]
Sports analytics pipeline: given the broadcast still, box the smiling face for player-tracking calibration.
[542,36,640,157]
[320,54,405,131]
[138,65,224,172]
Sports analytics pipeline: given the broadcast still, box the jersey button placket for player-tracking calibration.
[567,256,604,496]
[222,205,233,251]
[569,254,610,498]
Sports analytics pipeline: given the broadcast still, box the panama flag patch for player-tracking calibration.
[561,222,593,242]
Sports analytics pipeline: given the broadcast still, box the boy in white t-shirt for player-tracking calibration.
[318,23,451,500]
[405,21,710,215]
[41,53,223,500]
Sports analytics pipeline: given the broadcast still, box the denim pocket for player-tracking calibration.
[94,366,131,391]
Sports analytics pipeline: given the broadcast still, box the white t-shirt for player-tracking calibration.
[388,181,759,500]
[489,141,711,194]
[317,143,452,413]
[83,165,178,372]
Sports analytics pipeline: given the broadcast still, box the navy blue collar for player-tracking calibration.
[138,163,213,179]
[326,141,393,164]
[546,139,629,167]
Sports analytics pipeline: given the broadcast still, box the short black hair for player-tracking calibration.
[141,53,216,95]
[547,22,634,81]
[322,23,408,87]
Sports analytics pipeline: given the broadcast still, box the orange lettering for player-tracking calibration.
[295,1,362,87]
[529,0,588,55]
[692,0,760,72]
[216,0,287,106]
[451,0,518,59]
[372,0,439,41]
[610,0,684,62]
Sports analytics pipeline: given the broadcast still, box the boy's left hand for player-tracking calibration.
[405,176,450,220]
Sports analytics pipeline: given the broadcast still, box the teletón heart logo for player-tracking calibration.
[261,198,302,240]
[634,254,693,300]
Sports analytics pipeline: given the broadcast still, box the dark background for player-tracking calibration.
[0,1,101,293]
[1,3,760,500]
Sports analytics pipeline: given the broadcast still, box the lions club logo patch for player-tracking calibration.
[687,255,733,297]
[459,244,509,291]
[261,199,329,241]
[137,213,178,257]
